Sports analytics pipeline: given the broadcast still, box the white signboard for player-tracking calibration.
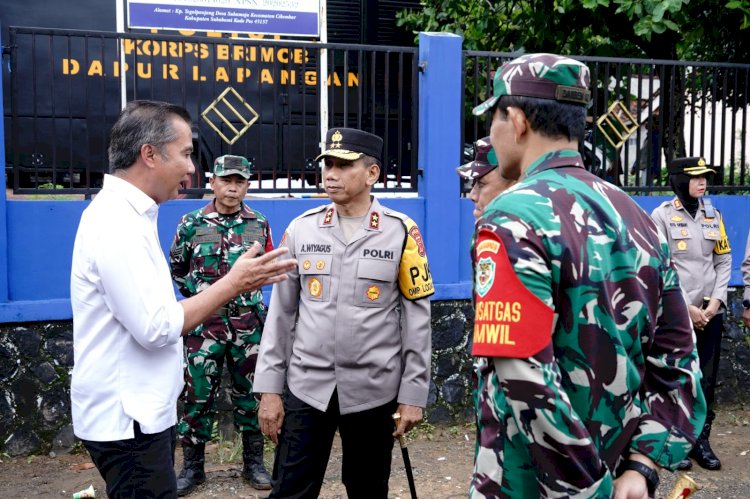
[128,0,320,37]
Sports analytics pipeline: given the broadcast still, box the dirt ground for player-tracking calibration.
[1,410,749,499]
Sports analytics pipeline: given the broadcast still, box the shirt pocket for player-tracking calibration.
[701,225,720,241]
[299,254,332,302]
[192,237,222,279]
[668,226,691,253]
[355,258,397,308]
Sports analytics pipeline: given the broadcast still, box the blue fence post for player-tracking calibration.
[418,32,464,299]
[0,19,9,304]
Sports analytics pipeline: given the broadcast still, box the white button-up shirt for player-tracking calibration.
[70,174,184,441]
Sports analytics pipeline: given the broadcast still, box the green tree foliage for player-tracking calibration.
[396,0,749,62]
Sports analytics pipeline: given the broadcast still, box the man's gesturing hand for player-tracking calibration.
[227,243,296,293]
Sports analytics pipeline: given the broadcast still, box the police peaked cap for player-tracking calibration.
[668,156,717,176]
[315,128,383,164]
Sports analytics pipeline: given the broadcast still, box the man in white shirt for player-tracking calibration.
[70,100,296,498]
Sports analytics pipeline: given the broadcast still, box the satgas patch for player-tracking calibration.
[476,257,496,297]
[714,219,731,255]
[398,218,434,300]
[472,229,555,358]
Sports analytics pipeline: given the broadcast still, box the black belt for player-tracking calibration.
[215,304,255,317]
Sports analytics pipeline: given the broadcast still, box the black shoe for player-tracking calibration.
[690,438,721,470]
[177,442,207,496]
[242,432,272,490]
[676,458,692,470]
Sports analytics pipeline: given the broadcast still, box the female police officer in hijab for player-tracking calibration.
[651,157,732,471]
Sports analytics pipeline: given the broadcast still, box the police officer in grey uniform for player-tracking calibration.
[254,128,434,498]
[651,156,731,471]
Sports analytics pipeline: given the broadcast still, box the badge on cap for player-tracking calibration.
[331,130,343,149]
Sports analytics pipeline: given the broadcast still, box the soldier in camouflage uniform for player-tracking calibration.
[456,136,517,220]
[170,155,274,495]
[469,53,706,498]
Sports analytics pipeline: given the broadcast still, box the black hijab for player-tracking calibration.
[669,173,701,217]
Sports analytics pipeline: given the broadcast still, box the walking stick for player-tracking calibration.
[392,412,418,499]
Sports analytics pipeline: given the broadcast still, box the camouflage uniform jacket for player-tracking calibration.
[470,150,706,498]
[651,197,731,307]
[170,200,274,334]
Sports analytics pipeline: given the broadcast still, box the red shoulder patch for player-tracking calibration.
[472,229,555,358]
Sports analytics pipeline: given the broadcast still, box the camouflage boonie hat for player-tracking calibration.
[668,156,716,176]
[473,53,591,116]
[213,155,251,179]
[456,137,498,179]
[314,128,383,163]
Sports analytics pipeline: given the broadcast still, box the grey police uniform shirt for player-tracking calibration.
[651,197,732,307]
[254,197,434,414]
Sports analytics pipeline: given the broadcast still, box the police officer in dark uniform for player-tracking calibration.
[651,156,731,471]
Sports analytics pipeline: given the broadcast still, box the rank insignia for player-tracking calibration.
[309,277,322,297]
[369,211,380,230]
[677,240,688,251]
[323,208,334,225]
[316,260,325,270]
[476,257,496,298]
[331,130,343,148]
[279,230,288,247]
[681,229,689,236]
[671,215,683,222]
[674,199,683,209]
[303,260,312,270]
[366,285,381,301]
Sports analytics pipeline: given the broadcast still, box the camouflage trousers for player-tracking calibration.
[178,315,263,445]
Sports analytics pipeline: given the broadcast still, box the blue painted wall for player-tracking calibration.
[1,33,749,322]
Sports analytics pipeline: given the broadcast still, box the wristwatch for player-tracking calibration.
[624,460,659,495]
[743,299,750,309]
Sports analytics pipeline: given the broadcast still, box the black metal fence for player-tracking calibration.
[3,27,419,196]
[463,51,750,194]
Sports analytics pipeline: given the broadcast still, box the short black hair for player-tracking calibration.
[108,100,192,172]
[497,95,586,143]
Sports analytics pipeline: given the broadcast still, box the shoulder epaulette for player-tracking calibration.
[295,203,330,221]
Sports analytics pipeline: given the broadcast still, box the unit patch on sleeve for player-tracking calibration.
[398,219,434,300]
[472,229,555,358]
[714,218,731,255]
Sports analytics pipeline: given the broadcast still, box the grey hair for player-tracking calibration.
[108,100,192,172]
